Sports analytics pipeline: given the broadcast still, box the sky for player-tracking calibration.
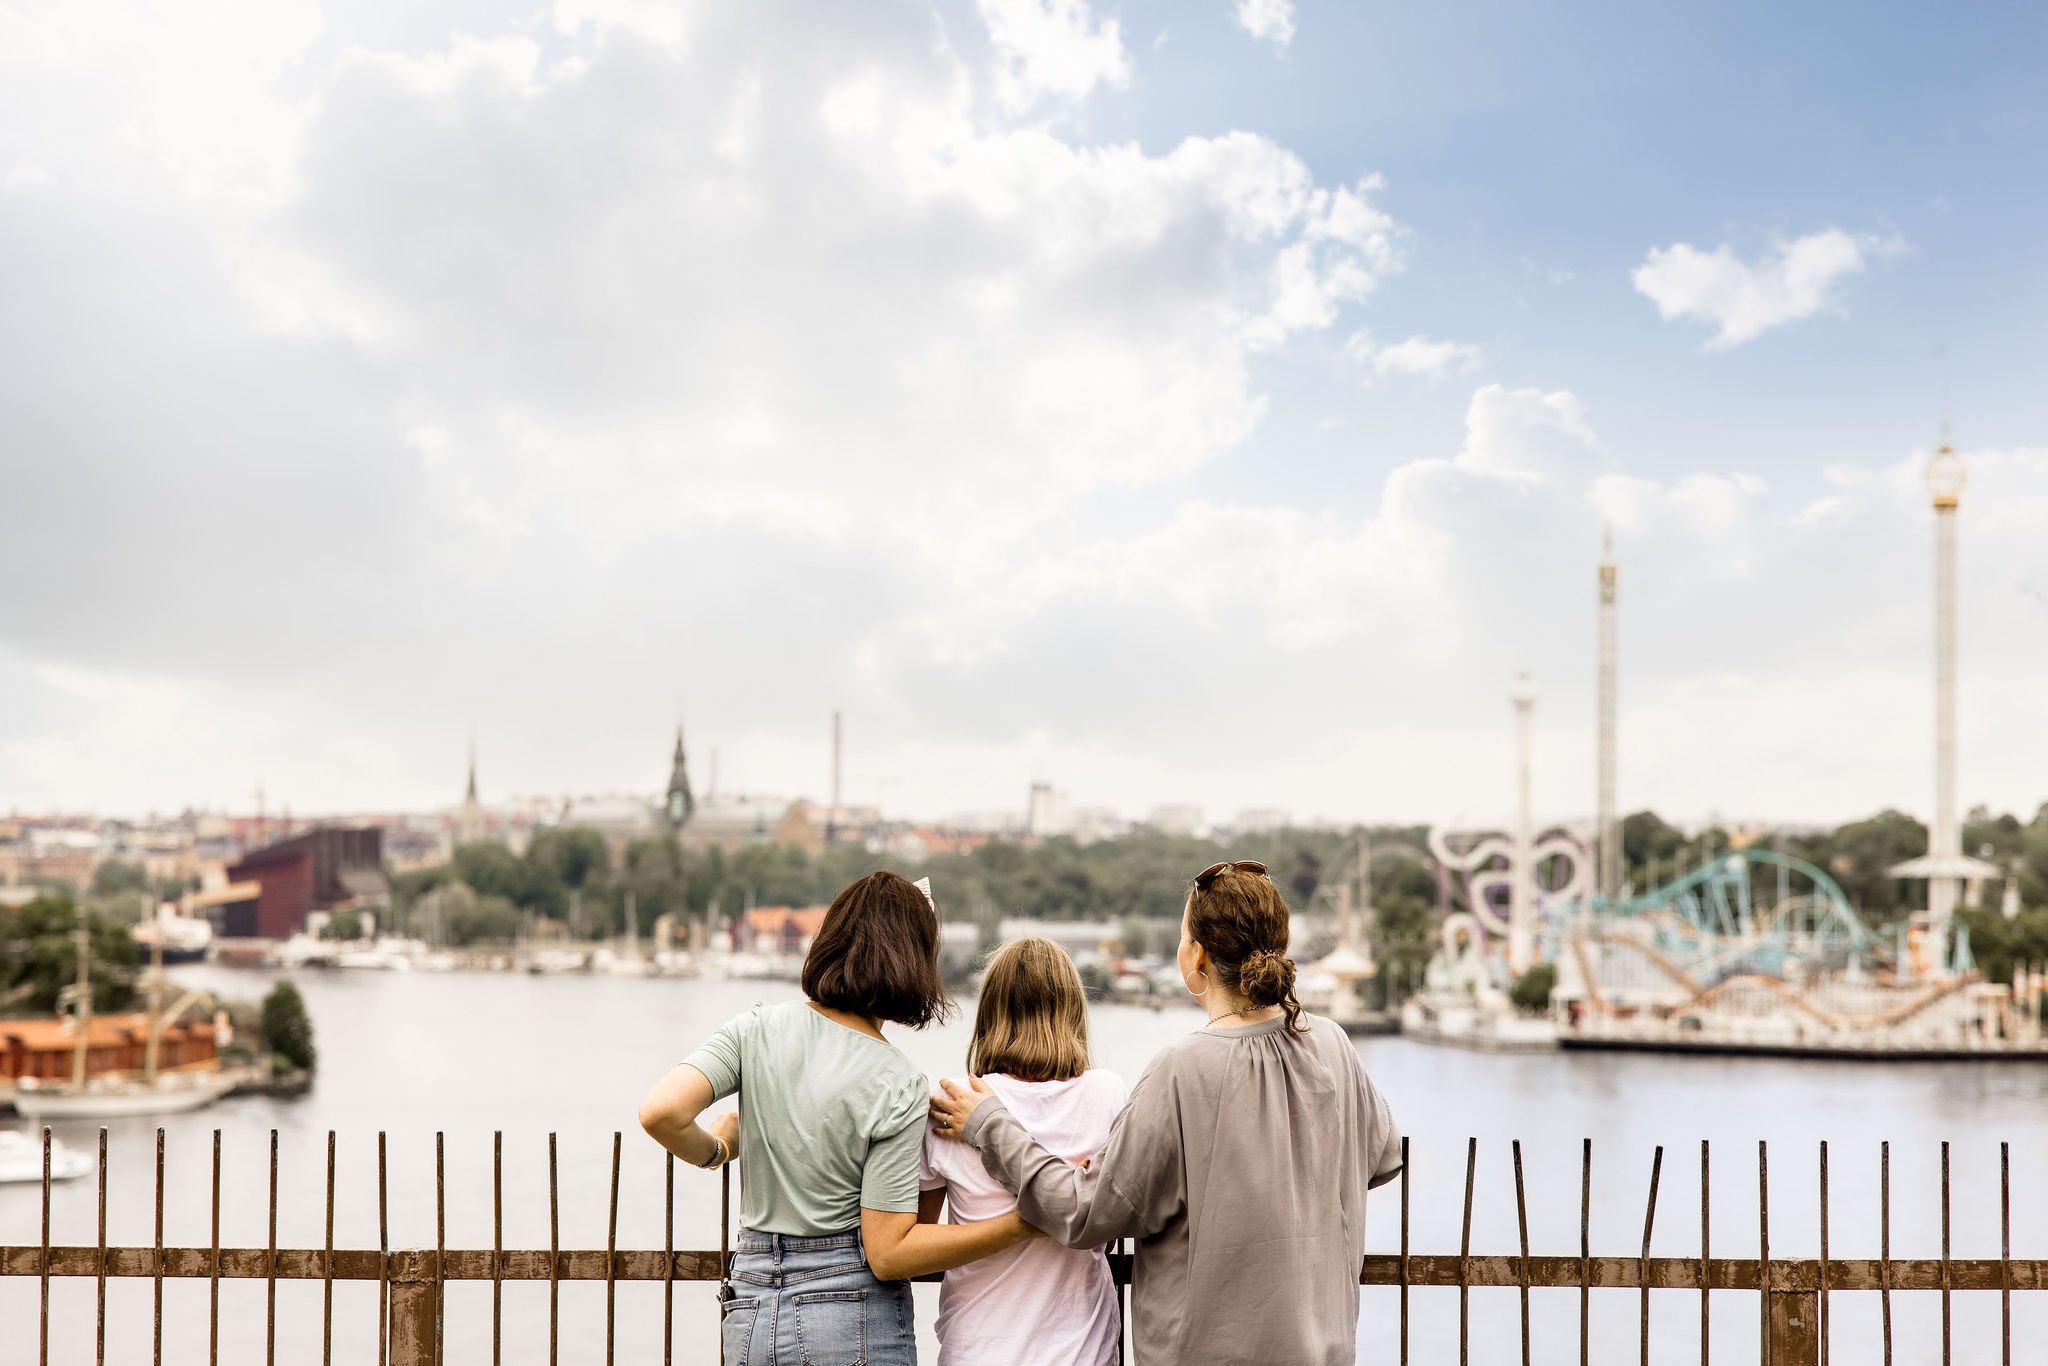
[2,0,2045,831]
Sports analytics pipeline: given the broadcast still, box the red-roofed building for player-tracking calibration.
[737,906,830,955]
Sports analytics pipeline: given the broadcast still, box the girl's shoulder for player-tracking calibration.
[1077,1067,1129,1104]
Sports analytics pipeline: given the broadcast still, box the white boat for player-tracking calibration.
[0,1129,93,1184]
[11,1068,241,1121]
[334,937,422,971]
[131,910,213,965]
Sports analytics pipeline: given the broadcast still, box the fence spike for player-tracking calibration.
[436,1132,447,1366]
[1459,1137,1476,1366]
[378,1131,390,1366]
[2001,1141,2012,1366]
[1400,1134,1412,1366]
[1880,1140,1892,1366]
[96,1129,107,1366]
[664,1150,675,1366]
[495,1131,505,1366]
[1941,1141,1952,1366]
[1512,1140,1531,1366]
[549,1131,560,1366]
[608,1131,621,1366]
[1641,1145,1663,1366]
[154,1128,165,1366]
[324,1131,337,1366]
[1759,1140,1771,1366]
[1700,1140,1711,1366]
[1581,1138,1592,1366]
[40,1127,51,1366]
[211,1129,222,1366]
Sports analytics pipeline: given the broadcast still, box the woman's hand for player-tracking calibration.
[928,1075,995,1142]
[707,1111,739,1165]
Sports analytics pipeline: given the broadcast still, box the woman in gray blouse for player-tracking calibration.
[930,860,1404,1366]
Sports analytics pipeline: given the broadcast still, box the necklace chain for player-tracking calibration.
[1206,1003,1258,1025]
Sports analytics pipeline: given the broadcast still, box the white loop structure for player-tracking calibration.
[1427,826,1592,944]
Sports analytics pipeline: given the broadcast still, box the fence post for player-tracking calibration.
[1769,1287,1820,1366]
[388,1249,442,1366]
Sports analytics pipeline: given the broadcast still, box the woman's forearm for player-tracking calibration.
[968,1104,1140,1248]
[637,1064,723,1167]
[644,1115,719,1167]
[861,1209,1035,1281]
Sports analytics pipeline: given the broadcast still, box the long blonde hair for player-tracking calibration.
[967,937,1091,1082]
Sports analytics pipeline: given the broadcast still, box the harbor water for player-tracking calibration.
[5,965,2046,1363]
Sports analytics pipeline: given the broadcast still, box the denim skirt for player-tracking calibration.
[721,1229,915,1366]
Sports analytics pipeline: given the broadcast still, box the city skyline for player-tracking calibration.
[4,1,2046,829]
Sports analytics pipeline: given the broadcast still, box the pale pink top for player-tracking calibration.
[920,1068,1129,1366]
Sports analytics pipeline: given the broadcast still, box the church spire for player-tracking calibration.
[665,726,695,832]
[459,742,486,846]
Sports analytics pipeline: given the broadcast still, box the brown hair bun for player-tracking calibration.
[1238,948,1295,1005]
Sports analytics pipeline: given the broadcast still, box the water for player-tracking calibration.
[5,966,2046,1363]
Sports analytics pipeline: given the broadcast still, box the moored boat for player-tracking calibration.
[11,1068,241,1121]
[0,1128,93,1183]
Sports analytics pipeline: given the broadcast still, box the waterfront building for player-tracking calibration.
[0,1012,220,1084]
[1146,804,1204,838]
[1234,807,1292,834]
[1026,782,1073,838]
[219,827,389,941]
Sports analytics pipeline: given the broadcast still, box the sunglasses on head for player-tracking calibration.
[1193,860,1269,889]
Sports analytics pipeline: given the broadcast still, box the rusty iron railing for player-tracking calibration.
[4,1130,2043,1364]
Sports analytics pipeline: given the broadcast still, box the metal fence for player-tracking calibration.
[4,1129,2043,1364]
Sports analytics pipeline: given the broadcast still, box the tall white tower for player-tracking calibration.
[1926,441,1966,928]
[1596,527,1620,902]
[1509,673,1537,975]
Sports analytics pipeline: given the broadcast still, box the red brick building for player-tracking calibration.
[0,1013,219,1081]
[221,827,388,940]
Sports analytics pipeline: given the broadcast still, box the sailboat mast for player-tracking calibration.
[70,920,92,1090]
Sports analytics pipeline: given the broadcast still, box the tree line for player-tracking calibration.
[372,800,2047,984]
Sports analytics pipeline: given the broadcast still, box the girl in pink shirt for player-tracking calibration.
[919,937,1128,1366]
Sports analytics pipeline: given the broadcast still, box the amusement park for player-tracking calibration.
[1302,441,2048,1059]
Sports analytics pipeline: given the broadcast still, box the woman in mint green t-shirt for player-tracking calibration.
[639,871,1037,1366]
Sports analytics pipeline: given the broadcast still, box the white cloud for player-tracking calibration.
[3,3,2045,834]
[977,0,1131,112]
[1631,228,1899,348]
[1352,332,1481,378]
[1234,0,1297,49]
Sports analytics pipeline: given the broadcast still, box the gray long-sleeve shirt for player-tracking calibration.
[959,1012,1403,1366]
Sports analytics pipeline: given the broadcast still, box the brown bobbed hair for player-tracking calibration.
[801,871,952,1028]
[1185,866,1307,1032]
[967,937,1091,1082]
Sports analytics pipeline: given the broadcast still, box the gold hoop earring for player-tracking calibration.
[1183,969,1210,999]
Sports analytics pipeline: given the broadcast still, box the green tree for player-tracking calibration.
[1621,811,1688,889]
[1510,962,1556,1013]
[1826,809,1927,925]
[0,896,137,1014]
[446,894,525,947]
[452,842,531,906]
[1958,904,2048,990]
[527,828,612,892]
[260,981,317,1072]
[91,859,149,898]
[320,910,364,941]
